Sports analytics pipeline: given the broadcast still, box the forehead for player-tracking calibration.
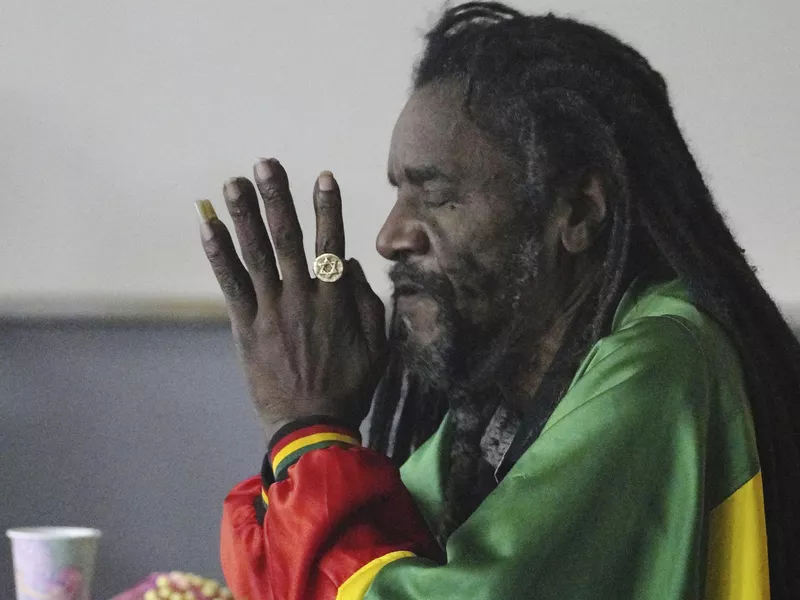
[388,80,513,182]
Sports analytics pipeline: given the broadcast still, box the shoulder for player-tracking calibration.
[572,313,711,401]
[605,278,748,414]
[546,278,750,440]
[545,283,725,435]
[609,277,741,371]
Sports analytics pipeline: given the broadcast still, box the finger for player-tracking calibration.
[253,158,310,287]
[313,171,345,258]
[347,259,387,353]
[223,177,279,298]
[195,199,257,325]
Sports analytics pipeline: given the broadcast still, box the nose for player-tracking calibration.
[375,203,431,261]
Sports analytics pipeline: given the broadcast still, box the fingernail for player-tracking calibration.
[194,199,217,240]
[255,158,274,180]
[194,199,217,223]
[318,170,335,192]
[223,178,240,198]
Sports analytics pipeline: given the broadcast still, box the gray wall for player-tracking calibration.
[0,321,265,599]
[2,0,800,307]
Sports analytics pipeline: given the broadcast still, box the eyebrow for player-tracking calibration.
[387,165,455,187]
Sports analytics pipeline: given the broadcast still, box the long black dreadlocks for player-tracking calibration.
[367,2,800,597]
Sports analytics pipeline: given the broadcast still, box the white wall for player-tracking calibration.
[2,0,798,312]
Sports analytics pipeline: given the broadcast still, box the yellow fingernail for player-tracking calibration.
[194,199,217,223]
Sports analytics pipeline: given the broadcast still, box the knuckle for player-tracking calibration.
[226,195,252,219]
[315,194,341,214]
[242,246,272,272]
[317,234,335,251]
[218,271,249,299]
[271,224,300,252]
[259,181,284,205]
[202,238,224,261]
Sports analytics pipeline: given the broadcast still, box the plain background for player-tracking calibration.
[2,0,799,597]
[1,0,798,310]
[0,322,260,598]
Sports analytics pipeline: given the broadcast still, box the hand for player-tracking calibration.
[196,158,388,434]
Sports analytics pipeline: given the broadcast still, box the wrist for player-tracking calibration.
[266,416,362,481]
[260,404,367,439]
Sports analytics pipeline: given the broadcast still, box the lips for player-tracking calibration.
[392,281,425,297]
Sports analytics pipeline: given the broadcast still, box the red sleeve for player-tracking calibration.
[220,418,442,600]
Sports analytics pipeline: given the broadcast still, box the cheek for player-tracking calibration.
[430,195,531,304]
[441,245,511,322]
[446,232,545,320]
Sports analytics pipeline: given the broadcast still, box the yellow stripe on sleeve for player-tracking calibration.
[336,551,415,600]
[271,432,360,473]
[705,471,770,600]
[261,488,269,507]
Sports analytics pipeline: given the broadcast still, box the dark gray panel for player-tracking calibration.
[0,322,265,599]
[2,320,798,599]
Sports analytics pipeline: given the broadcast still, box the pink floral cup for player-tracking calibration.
[7,527,101,600]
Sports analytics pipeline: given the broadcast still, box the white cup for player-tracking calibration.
[7,527,102,600]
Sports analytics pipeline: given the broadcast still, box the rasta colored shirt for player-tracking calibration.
[220,279,769,600]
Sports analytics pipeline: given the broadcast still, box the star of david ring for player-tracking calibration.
[313,253,345,283]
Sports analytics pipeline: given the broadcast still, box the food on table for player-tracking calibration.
[109,571,233,600]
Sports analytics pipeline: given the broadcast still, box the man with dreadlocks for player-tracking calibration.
[196,2,800,599]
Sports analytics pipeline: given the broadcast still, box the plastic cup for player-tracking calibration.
[7,527,101,600]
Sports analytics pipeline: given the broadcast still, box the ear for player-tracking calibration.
[560,174,607,254]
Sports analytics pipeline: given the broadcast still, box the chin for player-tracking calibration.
[392,295,458,390]
[396,294,444,346]
[401,321,442,348]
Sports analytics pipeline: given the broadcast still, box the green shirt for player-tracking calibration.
[366,279,769,599]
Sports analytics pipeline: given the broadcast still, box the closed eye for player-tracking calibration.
[387,165,455,188]
[423,188,458,208]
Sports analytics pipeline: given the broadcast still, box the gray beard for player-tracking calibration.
[394,234,543,402]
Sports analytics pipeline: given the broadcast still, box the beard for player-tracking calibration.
[386,233,545,544]
[388,233,544,402]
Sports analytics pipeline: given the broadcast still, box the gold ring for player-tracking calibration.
[313,253,344,283]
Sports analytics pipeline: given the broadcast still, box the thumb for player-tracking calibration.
[346,259,386,350]
[346,257,370,287]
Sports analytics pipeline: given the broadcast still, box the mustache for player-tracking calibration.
[388,261,455,304]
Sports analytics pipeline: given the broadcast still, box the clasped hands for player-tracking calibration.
[196,159,388,434]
